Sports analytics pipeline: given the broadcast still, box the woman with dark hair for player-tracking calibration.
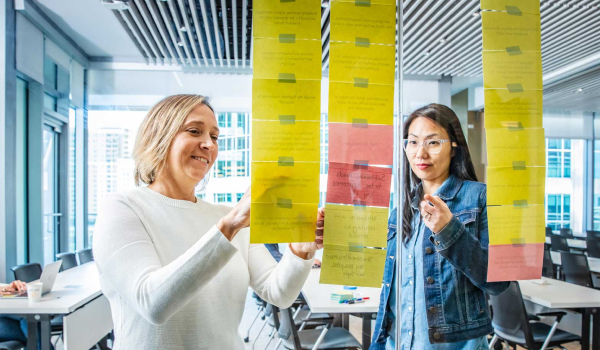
[370,104,509,349]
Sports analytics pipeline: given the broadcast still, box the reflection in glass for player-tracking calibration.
[42,126,58,265]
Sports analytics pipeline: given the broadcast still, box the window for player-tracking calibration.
[546,194,571,230]
[546,139,571,178]
[68,108,76,251]
[237,137,246,150]
[236,193,244,201]
[237,159,246,177]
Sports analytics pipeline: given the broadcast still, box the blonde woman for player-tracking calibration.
[93,95,323,349]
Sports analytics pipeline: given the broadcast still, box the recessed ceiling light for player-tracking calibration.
[423,51,431,57]
[472,11,480,17]
[177,41,184,46]
[439,38,447,44]
[577,88,583,92]
[180,27,187,32]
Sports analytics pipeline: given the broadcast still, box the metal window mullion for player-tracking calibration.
[156,0,188,65]
[220,0,231,67]
[192,0,216,66]
[166,0,198,66]
[146,0,181,64]
[128,1,163,62]
[134,0,169,59]
[175,0,205,66]
[118,10,155,63]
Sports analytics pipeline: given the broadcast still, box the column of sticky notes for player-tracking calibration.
[320,0,396,287]
[251,0,322,243]
[481,0,546,281]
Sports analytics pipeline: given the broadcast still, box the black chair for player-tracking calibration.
[561,252,593,288]
[550,236,570,253]
[586,230,600,240]
[542,249,555,279]
[559,228,574,239]
[545,227,553,237]
[277,307,361,349]
[10,263,42,283]
[489,282,580,350]
[56,252,78,271]
[77,249,94,264]
[0,341,25,350]
[586,238,600,258]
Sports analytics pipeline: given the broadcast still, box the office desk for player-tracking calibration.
[302,268,381,348]
[545,236,587,250]
[519,277,600,350]
[0,262,113,350]
[550,251,600,273]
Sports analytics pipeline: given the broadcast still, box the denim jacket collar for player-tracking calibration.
[410,173,463,211]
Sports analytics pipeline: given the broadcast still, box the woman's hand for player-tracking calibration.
[290,207,325,259]
[217,188,251,241]
[420,194,453,234]
[1,280,27,295]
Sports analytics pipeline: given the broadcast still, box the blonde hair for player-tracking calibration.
[133,94,214,186]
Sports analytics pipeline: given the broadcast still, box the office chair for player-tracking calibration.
[77,249,94,264]
[10,263,42,283]
[586,230,600,240]
[56,252,78,271]
[561,252,593,288]
[559,228,574,239]
[489,282,580,350]
[550,236,570,253]
[586,238,600,258]
[545,227,553,237]
[276,307,361,350]
[542,249,555,279]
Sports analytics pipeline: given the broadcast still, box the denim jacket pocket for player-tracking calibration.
[455,211,477,236]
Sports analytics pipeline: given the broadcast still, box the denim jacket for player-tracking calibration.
[370,174,510,349]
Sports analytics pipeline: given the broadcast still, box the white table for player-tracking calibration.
[545,236,587,249]
[550,251,600,273]
[301,268,381,347]
[519,277,600,350]
[0,262,113,350]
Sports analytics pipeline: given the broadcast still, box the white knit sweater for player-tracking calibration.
[92,187,314,350]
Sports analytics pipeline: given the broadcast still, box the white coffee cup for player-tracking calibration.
[27,282,43,303]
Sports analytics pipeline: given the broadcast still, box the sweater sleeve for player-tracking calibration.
[92,194,238,325]
[247,242,314,308]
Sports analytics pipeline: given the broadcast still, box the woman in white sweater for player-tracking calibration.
[92,95,323,349]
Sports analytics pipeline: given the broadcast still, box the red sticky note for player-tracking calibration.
[487,243,544,282]
[328,123,393,166]
[326,163,392,207]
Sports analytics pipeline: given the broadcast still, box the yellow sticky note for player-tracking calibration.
[482,12,541,52]
[488,205,545,245]
[252,120,320,162]
[330,1,395,45]
[251,162,320,204]
[332,0,396,5]
[253,38,322,81]
[320,244,387,287]
[252,79,321,122]
[487,166,545,206]
[324,204,389,248]
[486,128,545,167]
[253,0,321,40]
[483,50,542,91]
[328,82,394,125]
[250,202,318,243]
[329,41,395,86]
[484,89,543,129]
[480,0,540,14]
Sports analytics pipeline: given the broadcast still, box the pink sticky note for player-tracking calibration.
[328,123,394,166]
[487,243,544,282]
[326,162,392,207]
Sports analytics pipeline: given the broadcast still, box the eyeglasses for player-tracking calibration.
[402,139,452,155]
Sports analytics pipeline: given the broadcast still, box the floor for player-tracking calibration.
[53,289,584,349]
